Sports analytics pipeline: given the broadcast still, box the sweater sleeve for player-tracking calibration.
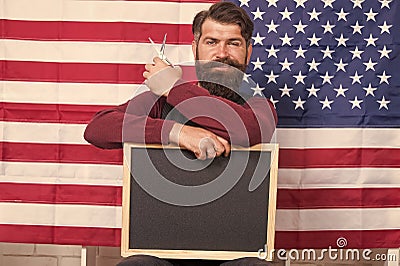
[166,82,277,146]
[84,92,175,149]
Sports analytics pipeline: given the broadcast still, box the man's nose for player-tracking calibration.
[215,43,229,59]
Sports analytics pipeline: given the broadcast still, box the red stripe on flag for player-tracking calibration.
[280,148,400,168]
[1,60,145,84]
[0,183,122,206]
[275,229,400,249]
[1,102,112,124]
[2,142,123,165]
[277,188,400,209]
[2,142,400,168]
[0,224,398,248]
[2,19,193,43]
[0,224,120,246]
[2,183,398,209]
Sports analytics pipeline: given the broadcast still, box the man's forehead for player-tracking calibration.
[200,19,243,39]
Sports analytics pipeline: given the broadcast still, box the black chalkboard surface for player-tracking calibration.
[121,144,278,261]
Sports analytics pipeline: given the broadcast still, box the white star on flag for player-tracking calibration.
[279,58,294,71]
[363,83,378,97]
[350,46,364,59]
[252,32,265,45]
[265,70,279,84]
[378,21,392,34]
[293,96,306,110]
[279,7,293,21]
[336,34,349,47]
[293,20,308,34]
[294,45,307,58]
[336,8,349,21]
[307,84,320,97]
[251,83,265,96]
[279,84,293,97]
[350,71,363,84]
[308,8,321,21]
[321,46,334,59]
[280,33,293,46]
[334,84,348,97]
[349,96,363,109]
[377,96,391,110]
[351,0,365,9]
[321,71,334,84]
[377,71,391,84]
[334,59,348,72]
[251,57,265,71]
[322,21,335,34]
[378,46,392,59]
[251,7,265,20]
[266,45,279,58]
[365,8,378,21]
[294,0,308,8]
[351,21,364,34]
[364,34,378,47]
[379,0,392,9]
[308,58,321,72]
[321,0,336,8]
[266,20,279,33]
[363,58,378,71]
[308,33,321,46]
[294,71,306,84]
[320,96,334,110]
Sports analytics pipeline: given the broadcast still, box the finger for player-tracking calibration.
[205,144,217,159]
[195,149,206,160]
[153,57,163,64]
[216,136,231,157]
[143,71,149,79]
[145,63,152,71]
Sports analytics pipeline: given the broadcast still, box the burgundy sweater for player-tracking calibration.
[84,82,277,149]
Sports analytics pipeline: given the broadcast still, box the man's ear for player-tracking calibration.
[246,44,253,65]
[192,40,197,59]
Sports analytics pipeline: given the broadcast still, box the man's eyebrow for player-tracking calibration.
[203,37,244,42]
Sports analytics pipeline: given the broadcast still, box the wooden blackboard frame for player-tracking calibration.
[121,143,279,261]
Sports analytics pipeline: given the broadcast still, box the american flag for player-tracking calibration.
[0,0,399,250]
[232,0,400,248]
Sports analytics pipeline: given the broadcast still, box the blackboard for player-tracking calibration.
[121,143,278,261]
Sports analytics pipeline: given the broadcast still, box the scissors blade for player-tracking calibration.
[160,33,167,55]
[148,37,162,58]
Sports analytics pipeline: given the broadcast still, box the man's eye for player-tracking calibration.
[229,42,241,46]
[206,40,216,45]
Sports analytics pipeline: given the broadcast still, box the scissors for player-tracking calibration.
[148,33,174,67]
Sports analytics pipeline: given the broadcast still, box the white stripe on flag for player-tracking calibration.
[3,122,87,144]
[278,168,400,189]
[1,162,122,185]
[276,128,400,149]
[3,122,400,148]
[0,202,121,228]
[276,208,400,231]
[0,40,193,64]
[1,203,398,231]
[1,164,398,188]
[2,81,140,105]
[2,0,212,23]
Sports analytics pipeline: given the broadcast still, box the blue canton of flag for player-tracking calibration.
[230,0,400,127]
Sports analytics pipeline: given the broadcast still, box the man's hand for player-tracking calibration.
[143,57,182,97]
[169,123,231,160]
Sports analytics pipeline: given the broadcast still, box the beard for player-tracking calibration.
[195,56,247,105]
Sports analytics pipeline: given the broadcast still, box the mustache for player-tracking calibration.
[198,58,246,71]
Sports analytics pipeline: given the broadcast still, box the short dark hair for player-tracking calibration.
[192,2,254,46]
